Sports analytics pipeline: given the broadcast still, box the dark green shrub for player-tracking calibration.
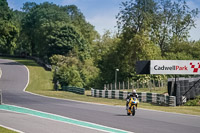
[184,96,200,106]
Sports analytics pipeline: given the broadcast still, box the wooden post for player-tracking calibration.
[142,82,144,89]
[153,79,155,90]
[123,81,125,90]
[149,81,152,92]
[128,79,130,90]
[159,80,161,88]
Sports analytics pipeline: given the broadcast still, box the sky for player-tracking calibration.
[7,0,200,41]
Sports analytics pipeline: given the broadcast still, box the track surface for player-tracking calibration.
[0,59,200,133]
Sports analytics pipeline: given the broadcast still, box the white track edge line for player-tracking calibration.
[0,124,24,133]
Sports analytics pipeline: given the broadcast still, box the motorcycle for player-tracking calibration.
[127,97,139,116]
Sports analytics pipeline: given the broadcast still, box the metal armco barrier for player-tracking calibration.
[62,86,85,95]
[91,89,176,106]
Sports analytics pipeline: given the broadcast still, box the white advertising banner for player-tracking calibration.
[150,60,200,75]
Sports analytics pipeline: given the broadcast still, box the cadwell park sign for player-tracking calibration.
[151,60,200,75]
[136,60,200,75]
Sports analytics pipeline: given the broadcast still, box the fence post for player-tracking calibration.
[91,88,94,97]
[158,80,161,87]
[104,84,106,90]
[149,81,152,92]
[123,81,125,90]
[102,90,105,98]
[153,79,155,90]
[128,79,130,90]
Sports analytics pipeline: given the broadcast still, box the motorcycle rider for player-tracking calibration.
[126,89,138,110]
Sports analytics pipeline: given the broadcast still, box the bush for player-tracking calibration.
[50,54,100,89]
[184,96,200,106]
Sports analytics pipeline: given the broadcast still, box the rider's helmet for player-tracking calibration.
[132,89,136,94]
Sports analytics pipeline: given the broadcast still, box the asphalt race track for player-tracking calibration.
[0,59,200,133]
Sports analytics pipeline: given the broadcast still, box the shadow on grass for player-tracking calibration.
[0,57,39,67]
[16,60,38,67]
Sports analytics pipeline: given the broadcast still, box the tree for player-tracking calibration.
[155,0,198,54]
[21,2,96,61]
[116,30,162,80]
[0,0,18,54]
[21,2,71,56]
[91,30,119,64]
[117,0,199,54]
[117,0,158,40]
[62,5,98,44]
[45,23,89,59]
[0,0,12,20]
[190,40,200,59]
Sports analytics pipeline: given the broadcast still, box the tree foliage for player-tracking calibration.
[1,0,200,89]
[20,2,97,60]
[50,54,99,88]
[0,0,18,54]
[117,0,198,54]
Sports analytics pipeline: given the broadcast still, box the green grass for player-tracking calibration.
[1,57,200,116]
[0,57,54,92]
[0,126,18,133]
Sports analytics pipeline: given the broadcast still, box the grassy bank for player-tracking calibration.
[1,57,200,115]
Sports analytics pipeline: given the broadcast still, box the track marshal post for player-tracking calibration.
[136,60,200,106]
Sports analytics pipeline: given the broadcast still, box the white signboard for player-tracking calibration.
[150,60,200,75]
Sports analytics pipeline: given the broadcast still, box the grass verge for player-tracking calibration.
[0,126,18,133]
[1,57,200,116]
